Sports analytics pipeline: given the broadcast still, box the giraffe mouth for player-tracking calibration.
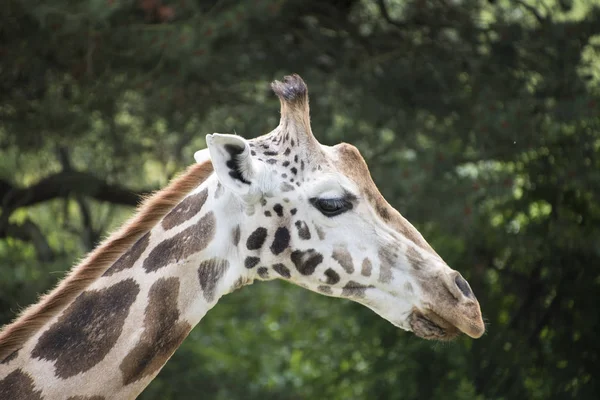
[409,309,461,341]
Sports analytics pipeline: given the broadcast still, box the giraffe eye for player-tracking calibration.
[311,197,353,217]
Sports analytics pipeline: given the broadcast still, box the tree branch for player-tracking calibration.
[0,179,12,198]
[0,170,153,211]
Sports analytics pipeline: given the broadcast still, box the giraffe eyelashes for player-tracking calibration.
[310,197,353,217]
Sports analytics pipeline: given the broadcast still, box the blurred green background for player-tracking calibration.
[1,0,599,399]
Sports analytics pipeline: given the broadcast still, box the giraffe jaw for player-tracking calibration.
[408,309,461,341]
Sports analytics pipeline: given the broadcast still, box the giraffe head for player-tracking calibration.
[201,75,484,340]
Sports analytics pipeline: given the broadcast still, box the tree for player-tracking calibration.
[1,0,599,398]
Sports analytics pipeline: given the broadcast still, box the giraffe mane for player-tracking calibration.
[0,160,214,361]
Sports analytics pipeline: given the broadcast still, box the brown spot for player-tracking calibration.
[291,249,323,275]
[273,204,284,217]
[324,268,340,285]
[257,267,269,279]
[341,281,369,298]
[280,182,295,192]
[245,256,260,269]
[143,212,216,272]
[31,279,140,378]
[214,182,224,199]
[295,220,311,240]
[332,246,354,274]
[246,227,268,250]
[103,233,150,276]
[317,285,333,295]
[120,278,191,385]
[378,247,395,283]
[232,225,241,246]
[376,204,390,221]
[272,263,291,278]
[270,227,290,255]
[0,369,43,400]
[162,188,209,230]
[361,258,372,277]
[314,224,325,240]
[198,259,229,302]
[406,246,425,270]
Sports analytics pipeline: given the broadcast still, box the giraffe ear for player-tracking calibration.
[206,133,260,195]
[193,148,211,164]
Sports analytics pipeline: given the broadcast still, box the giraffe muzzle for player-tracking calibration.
[410,271,485,340]
[409,309,461,341]
[409,301,485,341]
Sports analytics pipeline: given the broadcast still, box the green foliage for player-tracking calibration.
[2,0,600,399]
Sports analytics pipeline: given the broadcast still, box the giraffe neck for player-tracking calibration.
[0,174,253,399]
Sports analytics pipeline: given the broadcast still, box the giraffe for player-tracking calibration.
[0,74,484,399]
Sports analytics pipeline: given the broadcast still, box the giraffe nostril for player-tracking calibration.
[454,274,473,298]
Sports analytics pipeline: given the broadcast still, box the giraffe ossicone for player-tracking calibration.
[0,74,484,399]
